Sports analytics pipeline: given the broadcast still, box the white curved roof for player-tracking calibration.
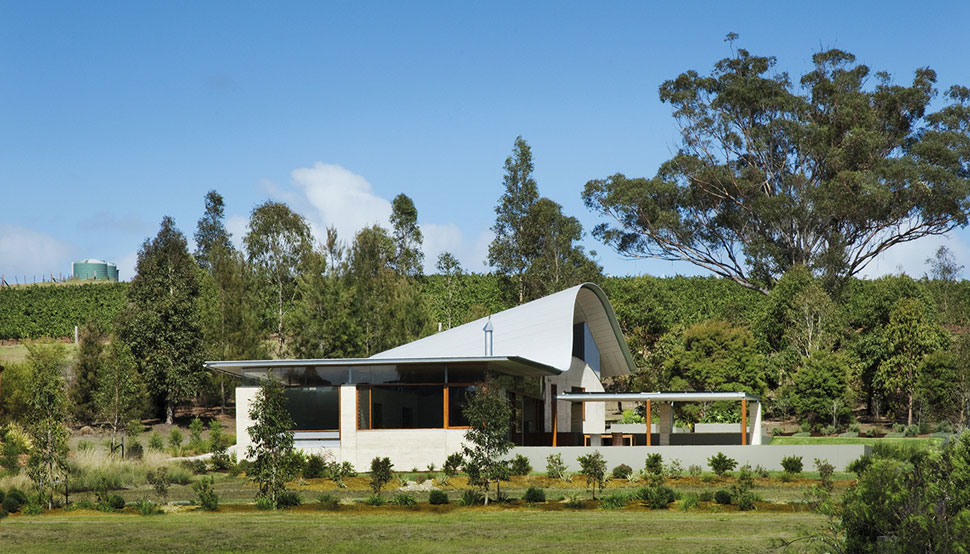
[372,283,635,378]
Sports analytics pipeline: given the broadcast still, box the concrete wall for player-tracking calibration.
[235,386,259,456]
[545,358,606,435]
[511,444,869,471]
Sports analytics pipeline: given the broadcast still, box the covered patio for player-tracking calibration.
[555,391,763,447]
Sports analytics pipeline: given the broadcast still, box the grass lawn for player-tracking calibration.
[769,436,944,447]
[0,509,826,553]
[0,343,77,365]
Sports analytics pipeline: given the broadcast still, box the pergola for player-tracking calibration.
[555,391,762,446]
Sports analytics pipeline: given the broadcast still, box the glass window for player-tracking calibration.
[448,386,476,427]
[353,365,445,384]
[446,365,488,384]
[363,386,444,429]
[284,387,339,431]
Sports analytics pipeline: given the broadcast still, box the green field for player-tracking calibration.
[769,435,944,447]
[0,510,825,553]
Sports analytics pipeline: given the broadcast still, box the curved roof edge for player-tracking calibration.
[373,282,636,377]
[579,282,637,377]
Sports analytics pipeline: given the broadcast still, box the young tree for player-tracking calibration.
[877,298,949,425]
[117,216,205,424]
[461,381,513,505]
[489,136,539,304]
[194,190,232,273]
[389,193,424,277]
[70,321,106,424]
[436,252,463,329]
[583,43,970,294]
[244,201,314,356]
[24,342,70,510]
[94,340,144,455]
[925,245,966,324]
[247,373,296,509]
[576,450,607,499]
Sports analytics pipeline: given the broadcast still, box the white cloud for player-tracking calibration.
[225,215,249,251]
[857,234,970,279]
[0,224,75,282]
[263,162,492,273]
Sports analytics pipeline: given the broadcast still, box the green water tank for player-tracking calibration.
[73,259,117,281]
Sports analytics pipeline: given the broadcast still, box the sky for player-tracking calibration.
[2,1,969,283]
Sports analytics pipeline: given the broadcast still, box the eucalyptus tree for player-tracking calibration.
[247,373,296,509]
[194,190,232,273]
[94,339,144,455]
[489,136,539,304]
[584,41,970,294]
[244,201,313,356]
[520,197,602,299]
[436,252,463,329]
[390,193,424,277]
[461,381,513,505]
[117,216,204,424]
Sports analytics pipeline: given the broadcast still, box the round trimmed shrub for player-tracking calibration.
[714,489,732,505]
[107,494,126,510]
[523,487,546,503]
[611,464,633,480]
[428,490,449,505]
[3,489,27,513]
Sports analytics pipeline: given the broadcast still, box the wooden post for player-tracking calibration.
[646,400,652,446]
[551,385,558,447]
[741,399,748,446]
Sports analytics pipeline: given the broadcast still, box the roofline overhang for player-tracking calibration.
[556,391,762,403]
[578,282,638,376]
[204,355,562,379]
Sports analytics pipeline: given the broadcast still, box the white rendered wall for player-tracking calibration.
[545,357,606,435]
[235,386,259,457]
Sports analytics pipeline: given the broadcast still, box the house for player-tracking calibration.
[205,282,635,470]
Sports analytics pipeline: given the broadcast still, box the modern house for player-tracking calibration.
[206,282,638,470]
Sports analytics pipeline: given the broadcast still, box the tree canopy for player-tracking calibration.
[583,43,970,294]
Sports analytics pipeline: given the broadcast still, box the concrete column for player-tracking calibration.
[749,401,763,445]
[234,387,259,459]
[659,402,673,446]
[339,385,357,465]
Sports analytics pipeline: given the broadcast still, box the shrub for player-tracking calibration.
[936,420,954,434]
[443,453,464,476]
[148,431,164,451]
[127,441,144,460]
[600,492,629,509]
[848,422,861,433]
[918,422,930,435]
[391,493,417,507]
[770,427,784,436]
[820,425,835,435]
[523,486,546,503]
[904,424,920,437]
[3,488,27,512]
[698,490,714,502]
[563,493,586,509]
[509,454,532,476]
[814,458,835,491]
[734,490,756,510]
[866,428,877,437]
[317,493,340,510]
[369,457,393,497]
[23,500,43,515]
[168,428,183,453]
[305,455,325,479]
[545,453,567,480]
[644,453,663,476]
[276,491,303,509]
[256,496,275,510]
[193,476,218,511]
[0,490,4,505]
[713,489,732,505]
[637,485,676,509]
[680,493,699,511]
[188,417,206,452]
[188,459,208,475]
[105,494,126,511]
[688,464,703,478]
[754,465,770,478]
[146,467,170,500]
[847,455,873,476]
[611,464,633,480]
[166,466,192,485]
[780,455,803,475]
[800,421,811,433]
[707,452,737,477]
[893,423,905,433]
[428,490,449,505]
[458,489,483,506]
[135,499,163,516]
[666,459,683,479]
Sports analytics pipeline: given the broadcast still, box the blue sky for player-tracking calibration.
[2,1,969,282]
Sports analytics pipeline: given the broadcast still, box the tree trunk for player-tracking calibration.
[907,391,913,426]
[166,401,175,425]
